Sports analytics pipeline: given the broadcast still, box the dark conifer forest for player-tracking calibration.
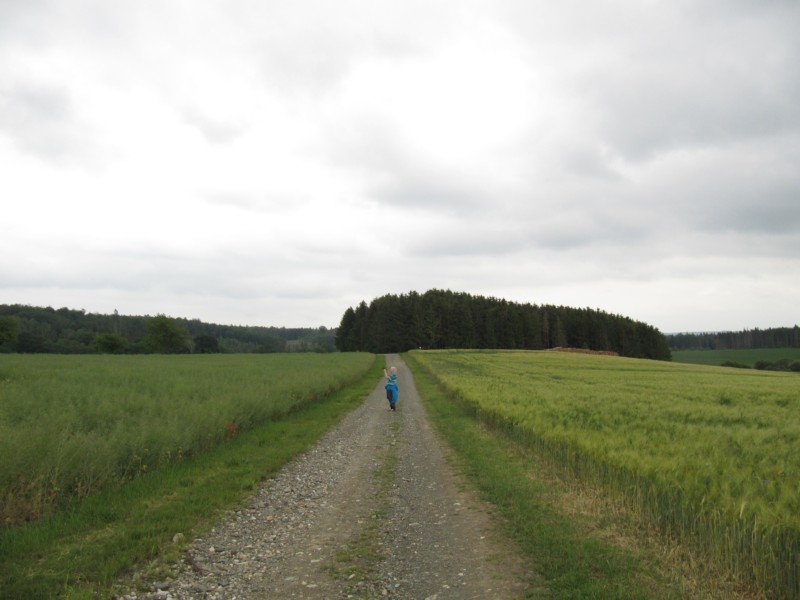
[335,289,672,360]
[666,327,800,350]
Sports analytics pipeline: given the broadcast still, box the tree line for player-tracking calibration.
[335,289,672,360]
[0,305,336,354]
[667,326,800,350]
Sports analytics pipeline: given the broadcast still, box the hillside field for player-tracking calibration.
[408,349,800,599]
[671,347,800,367]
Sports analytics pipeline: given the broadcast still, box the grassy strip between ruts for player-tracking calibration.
[327,417,400,598]
[0,355,383,600]
[404,352,685,600]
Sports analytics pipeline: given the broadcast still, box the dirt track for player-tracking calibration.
[122,354,530,599]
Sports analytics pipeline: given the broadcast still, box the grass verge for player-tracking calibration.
[0,355,383,600]
[404,352,683,600]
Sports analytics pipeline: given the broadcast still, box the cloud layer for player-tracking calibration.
[2,0,799,332]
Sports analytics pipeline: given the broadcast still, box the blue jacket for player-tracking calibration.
[385,373,398,390]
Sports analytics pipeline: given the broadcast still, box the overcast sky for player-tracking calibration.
[2,0,798,333]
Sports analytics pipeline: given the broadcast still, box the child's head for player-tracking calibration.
[389,366,397,374]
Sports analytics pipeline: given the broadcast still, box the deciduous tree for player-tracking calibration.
[145,314,189,353]
[0,316,20,348]
[94,333,127,354]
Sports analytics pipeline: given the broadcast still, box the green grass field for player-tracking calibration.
[4,349,798,598]
[671,347,800,367]
[409,349,800,599]
[0,353,382,598]
[407,352,684,599]
[0,353,375,526]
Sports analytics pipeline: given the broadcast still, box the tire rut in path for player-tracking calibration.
[375,355,529,600]
[123,355,529,599]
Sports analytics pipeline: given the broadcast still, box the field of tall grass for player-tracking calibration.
[672,347,800,368]
[0,353,374,526]
[409,349,800,599]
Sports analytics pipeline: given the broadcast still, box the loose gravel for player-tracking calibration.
[119,355,530,599]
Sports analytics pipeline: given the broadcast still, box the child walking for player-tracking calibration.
[384,366,398,411]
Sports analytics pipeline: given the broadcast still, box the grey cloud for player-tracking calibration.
[519,1,800,161]
[591,64,800,161]
[527,207,652,252]
[557,145,625,181]
[182,107,246,144]
[702,189,800,237]
[404,226,529,258]
[372,171,491,213]
[325,121,512,214]
[400,203,650,260]
[244,0,451,97]
[0,0,117,36]
[269,280,340,301]
[2,0,799,332]
[637,141,800,246]
[0,81,92,162]
[204,191,310,214]
[204,192,260,212]
[0,0,55,41]
[0,242,265,300]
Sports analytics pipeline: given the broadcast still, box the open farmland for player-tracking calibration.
[671,347,800,368]
[0,353,375,526]
[409,349,800,599]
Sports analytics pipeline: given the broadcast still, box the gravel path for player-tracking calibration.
[121,355,530,599]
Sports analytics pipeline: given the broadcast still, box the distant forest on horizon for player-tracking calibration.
[667,327,800,350]
[0,304,336,354]
[1,298,796,357]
